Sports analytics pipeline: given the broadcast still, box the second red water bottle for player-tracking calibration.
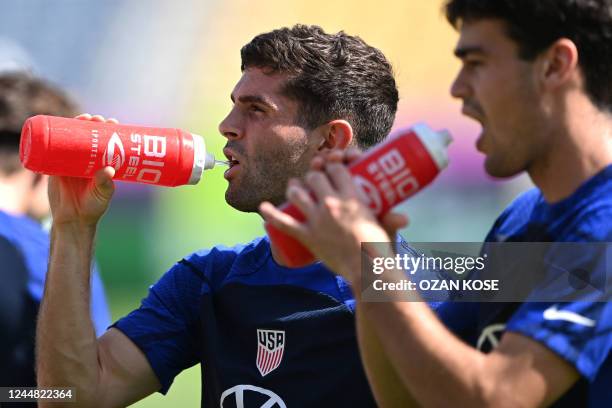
[265,123,453,267]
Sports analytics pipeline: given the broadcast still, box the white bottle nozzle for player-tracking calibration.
[204,152,216,170]
[189,134,208,184]
[189,134,230,184]
[438,129,453,146]
[412,123,453,170]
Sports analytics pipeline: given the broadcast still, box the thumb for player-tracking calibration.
[92,166,116,201]
[381,212,409,238]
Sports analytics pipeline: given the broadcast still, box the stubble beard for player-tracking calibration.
[225,140,312,213]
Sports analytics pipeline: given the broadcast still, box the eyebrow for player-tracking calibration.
[454,45,487,59]
[230,94,278,110]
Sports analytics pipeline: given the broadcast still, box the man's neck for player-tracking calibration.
[529,104,612,203]
[0,178,28,215]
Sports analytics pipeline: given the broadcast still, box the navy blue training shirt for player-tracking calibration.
[114,236,382,407]
[437,165,612,407]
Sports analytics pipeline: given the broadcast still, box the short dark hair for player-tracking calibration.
[240,24,398,149]
[445,0,612,112]
[0,72,78,174]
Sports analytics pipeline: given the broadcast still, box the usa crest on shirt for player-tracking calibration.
[256,329,285,376]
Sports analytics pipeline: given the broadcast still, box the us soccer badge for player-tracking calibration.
[256,329,285,376]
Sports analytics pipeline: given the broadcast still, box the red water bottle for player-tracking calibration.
[19,115,222,187]
[265,123,452,267]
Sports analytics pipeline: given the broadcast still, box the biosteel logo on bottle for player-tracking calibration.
[102,132,126,171]
[20,115,222,187]
[99,131,172,184]
[265,123,453,268]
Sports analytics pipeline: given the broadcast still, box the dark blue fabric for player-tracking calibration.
[437,165,612,407]
[0,235,28,343]
[0,210,111,393]
[114,236,384,406]
[0,211,111,336]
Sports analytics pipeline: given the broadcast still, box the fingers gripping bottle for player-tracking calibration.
[19,115,222,187]
[265,123,453,268]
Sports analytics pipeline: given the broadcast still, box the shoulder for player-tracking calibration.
[0,212,50,299]
[555,166,612,240]
[565,190,612,241]
[185,236,269,265]
[171,236,270,289]
[0,211,48,249]
[0,211,19,241]
[568,207,612,241]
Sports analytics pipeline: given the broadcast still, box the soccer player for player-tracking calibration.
[260,1,612,406]
[36,25,399,407]
[0,72,110,390]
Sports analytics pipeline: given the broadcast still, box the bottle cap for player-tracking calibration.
[189,133,208,185]
[412,123,453,170]
[189,133,217,184]
[438,129,452,146]
[19,115,49,172]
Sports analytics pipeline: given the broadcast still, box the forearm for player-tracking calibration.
[335,242,493,407]
[361,297,497,407]
[37,223,101,407]
[355,305,419,408]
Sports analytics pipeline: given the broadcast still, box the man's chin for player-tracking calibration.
[225,188,287,214]
[224,189,259,213]
[484,157,523,179]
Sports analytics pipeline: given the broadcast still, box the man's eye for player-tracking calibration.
[250,105,264,113]
[464,59,483,68]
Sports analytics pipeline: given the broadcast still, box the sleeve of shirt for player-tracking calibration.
[505,242,612,381]
[507,301,611,381]
[111,259,207,394]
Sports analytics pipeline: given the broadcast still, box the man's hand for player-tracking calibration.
[311,148,409,238]
[48,114,118,226]
[260,148,406,284]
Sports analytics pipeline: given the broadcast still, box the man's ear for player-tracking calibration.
[318,120,353,151]
[538,38,579,91]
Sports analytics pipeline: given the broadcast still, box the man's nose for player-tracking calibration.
[218,109,243,140]
[450,68,470,100]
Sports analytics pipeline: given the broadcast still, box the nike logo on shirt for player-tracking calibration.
[543,304,596,327]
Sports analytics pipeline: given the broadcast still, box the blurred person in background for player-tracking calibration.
[37,25,404,407]
[261,1,612,407]
[0,72,111,391]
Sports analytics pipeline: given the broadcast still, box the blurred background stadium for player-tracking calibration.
[1,0,531,406]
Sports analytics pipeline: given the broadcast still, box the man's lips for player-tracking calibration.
[223,148,242,180]
[224,163,241,180]
[223,148,242,167]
